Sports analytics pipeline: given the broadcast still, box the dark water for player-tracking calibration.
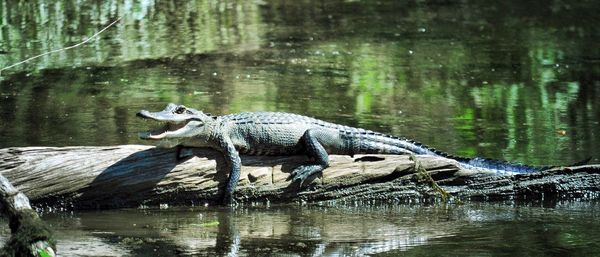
[1,0,600,256]
[2,202,599,257]
[1,0,599,165]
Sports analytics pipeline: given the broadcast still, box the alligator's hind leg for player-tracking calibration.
[290,129,331,187]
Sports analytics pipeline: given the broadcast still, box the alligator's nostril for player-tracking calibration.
[136,111,148,118]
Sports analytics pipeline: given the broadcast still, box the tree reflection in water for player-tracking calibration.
[14,202,597,256]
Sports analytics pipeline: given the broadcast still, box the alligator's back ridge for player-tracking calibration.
[219,112,544,174]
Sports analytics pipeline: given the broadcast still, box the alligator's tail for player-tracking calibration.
[342,128,589,174]
[397,137,592,174]
[446,155,545,174]
[349,131,578,174]
[401,139,541,174]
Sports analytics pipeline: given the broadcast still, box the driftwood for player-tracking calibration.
[0,145,599,209]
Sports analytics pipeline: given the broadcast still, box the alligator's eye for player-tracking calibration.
[175,106,186,114]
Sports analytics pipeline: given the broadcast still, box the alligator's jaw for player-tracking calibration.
[138,121,188,140]
[136,103,213,141]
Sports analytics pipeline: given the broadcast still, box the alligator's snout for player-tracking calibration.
[137,103,213,141]
[137,108,193,140]
[136,110,152,119]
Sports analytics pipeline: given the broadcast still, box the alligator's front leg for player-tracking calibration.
[175,145,188,161]
[290,129,331,187]
[219,136,242,205]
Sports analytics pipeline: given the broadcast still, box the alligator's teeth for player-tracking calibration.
[138,131,152,139]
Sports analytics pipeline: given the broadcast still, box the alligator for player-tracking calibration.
[137,103,554,205]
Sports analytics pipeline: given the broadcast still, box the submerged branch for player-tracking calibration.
[0,145,599,209]
[0,17,122,77]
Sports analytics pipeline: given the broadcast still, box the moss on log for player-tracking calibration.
[0,174,56,256]
[0,145,599,209]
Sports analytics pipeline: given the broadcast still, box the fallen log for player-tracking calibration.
[0,145,599,209]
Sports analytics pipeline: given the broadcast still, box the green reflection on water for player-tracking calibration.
[1,202,598,256]
[0,0,264,72]
[1,0,600,256]
[1,0,599,167]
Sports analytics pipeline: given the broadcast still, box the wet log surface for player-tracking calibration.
[0,145,599,209]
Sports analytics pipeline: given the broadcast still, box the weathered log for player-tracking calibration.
[0,145,599,209]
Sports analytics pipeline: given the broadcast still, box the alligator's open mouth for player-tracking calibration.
[137,111,190,140]
[139,121,188,140]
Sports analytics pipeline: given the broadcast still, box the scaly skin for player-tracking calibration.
[137,103,547,205]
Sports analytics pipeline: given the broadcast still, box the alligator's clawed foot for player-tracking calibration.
[176,146,195,161]
[289,165,325,188]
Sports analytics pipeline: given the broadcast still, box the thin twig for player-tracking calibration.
[0,17,122,77]
[409,154,456,203]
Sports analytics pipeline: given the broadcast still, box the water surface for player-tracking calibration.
[1,0,598,165]
[1,202,598,256]
[1,0,600,256]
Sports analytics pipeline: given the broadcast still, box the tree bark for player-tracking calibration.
[0,145,599,209]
